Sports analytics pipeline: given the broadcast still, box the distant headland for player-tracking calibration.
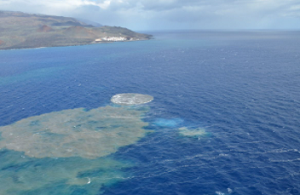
[0,11,152,50]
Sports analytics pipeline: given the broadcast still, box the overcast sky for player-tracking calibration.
[1,0,300,31]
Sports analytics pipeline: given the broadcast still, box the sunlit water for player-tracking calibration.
[0,31,300,195]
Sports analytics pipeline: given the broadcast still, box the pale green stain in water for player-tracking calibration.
[0,105,151,194]
[0,105,150,159]
[0,153,132,195]
[178,127,207,138]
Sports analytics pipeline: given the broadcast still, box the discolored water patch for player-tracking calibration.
[153,118,184,128]
[111,93,153,105]
[0,106,150,159]
[0,152,132,195]
[0,67,65,86]
[178,127,207,138]
[0,104,152,194]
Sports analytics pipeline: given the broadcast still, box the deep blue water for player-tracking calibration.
[0,31,300,195]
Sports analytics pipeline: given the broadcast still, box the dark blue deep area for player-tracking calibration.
[1,31,300,195]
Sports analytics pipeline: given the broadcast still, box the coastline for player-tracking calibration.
[0,37,152,51]
[0,11,152,51]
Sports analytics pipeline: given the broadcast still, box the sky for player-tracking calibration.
[1,0,300,31]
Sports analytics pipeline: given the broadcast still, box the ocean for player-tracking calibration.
[0,30,300,195]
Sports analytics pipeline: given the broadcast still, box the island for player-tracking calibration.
[0,11,152,50]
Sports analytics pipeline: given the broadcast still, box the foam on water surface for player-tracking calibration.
[111,93,153,105]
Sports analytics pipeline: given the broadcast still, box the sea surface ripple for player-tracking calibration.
[0,31,300,195]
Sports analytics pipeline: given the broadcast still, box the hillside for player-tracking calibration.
[0,11,151,50]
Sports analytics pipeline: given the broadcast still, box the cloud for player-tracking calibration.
[0,0,300,30]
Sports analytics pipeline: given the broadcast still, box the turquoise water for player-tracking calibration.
[0,31,300,194]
